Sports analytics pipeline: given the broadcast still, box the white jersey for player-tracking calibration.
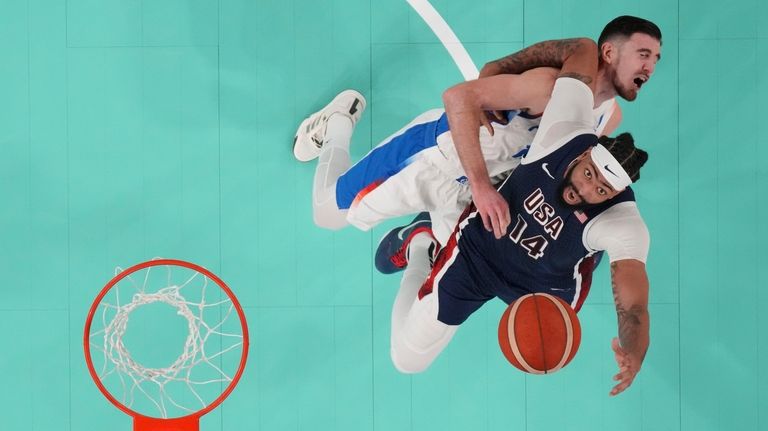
[429,98,616,182]
[341,96,619,246]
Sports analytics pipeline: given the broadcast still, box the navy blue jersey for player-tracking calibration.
[423,133,635,325]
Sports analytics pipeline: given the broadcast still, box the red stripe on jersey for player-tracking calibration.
[418,203,475,300]
[350,179,383,208]
[573,255,597,312]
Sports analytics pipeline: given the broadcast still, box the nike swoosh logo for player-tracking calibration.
[542,163,554,179]
[604,164,618,177]
[397,220,430,240]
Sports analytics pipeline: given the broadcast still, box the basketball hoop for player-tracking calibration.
[84,259,249,431]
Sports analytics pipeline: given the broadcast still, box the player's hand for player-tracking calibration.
[479,111,508,136]
[471,182,510,239]
[610,337,641,396]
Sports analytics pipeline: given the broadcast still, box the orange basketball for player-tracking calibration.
[498,293,581,374]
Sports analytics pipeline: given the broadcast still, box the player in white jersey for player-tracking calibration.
[300,96,612,245]
[451,16,662,239]
[293,16,661,252]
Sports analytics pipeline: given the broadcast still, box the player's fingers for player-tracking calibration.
[494,212,508,238]
[617,354,630,367]
[610,368,636,395]
[490,212,503,239]
[610,378,631,396]
[493,110,508,124]
[480,210,493,233]
[611,337,622,353]
[612,376,634,396]
[613,369,628,381]
[481,112,495,136]
[500,206,511,233]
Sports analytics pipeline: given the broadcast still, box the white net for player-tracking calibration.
[88,262,246,419]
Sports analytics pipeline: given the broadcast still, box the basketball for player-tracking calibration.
[498,293,581,374]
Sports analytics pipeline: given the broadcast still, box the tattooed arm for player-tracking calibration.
[608,259,650,396]
[477,38,600,128]
[479,38,594,78]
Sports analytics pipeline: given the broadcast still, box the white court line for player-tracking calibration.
[406,0,479,81]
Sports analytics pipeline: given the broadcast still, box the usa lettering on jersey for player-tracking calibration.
[523,188,564,239]
[507,188,565,260]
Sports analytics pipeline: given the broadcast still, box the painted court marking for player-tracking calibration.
[406,0,479,81]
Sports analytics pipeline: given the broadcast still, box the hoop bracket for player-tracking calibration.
[134,414,199,431]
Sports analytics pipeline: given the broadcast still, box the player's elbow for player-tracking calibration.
[442,83,472,112]
[626,303,650,321]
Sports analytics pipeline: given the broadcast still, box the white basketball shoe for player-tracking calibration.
[293,89,366,162]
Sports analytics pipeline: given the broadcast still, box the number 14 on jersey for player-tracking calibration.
[508,188,565,260]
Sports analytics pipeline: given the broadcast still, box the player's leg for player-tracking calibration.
[389,226,490,373]
[375,212,433,274]
[390,231,458,373]
[374,196,471,275]
[429,198,470,247]
[335,109,448,231]
[312,114,356,230]
[293,90,366,230]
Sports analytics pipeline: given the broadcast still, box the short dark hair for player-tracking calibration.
[598,133,648,182]
[597,16,662,49]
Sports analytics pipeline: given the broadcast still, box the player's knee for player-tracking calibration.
[390,345,432,374]
[312,202,349,230]
[389,316,454,374]
[313,212,346,230]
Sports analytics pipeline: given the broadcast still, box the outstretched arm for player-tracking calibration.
[479,38,595,78]
[608,259,650,396]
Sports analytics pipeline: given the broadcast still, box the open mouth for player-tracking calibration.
[633,77,648,89]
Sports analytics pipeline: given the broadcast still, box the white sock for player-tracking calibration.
[312,114,354,230]
[390,232,457,373]
[391,232,435,337]
[323,113,354,150]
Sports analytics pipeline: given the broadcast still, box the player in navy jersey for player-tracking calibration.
[386,38,651,397]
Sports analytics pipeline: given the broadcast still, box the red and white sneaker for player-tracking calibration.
[375,212,438,274]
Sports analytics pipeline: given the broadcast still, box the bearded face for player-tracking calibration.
[602,33,661,102]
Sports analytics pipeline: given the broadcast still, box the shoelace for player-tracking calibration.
[427,242,438,266]
[310,133,323,149]
[307,112,328,149]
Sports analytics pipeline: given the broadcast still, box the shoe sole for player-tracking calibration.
[293,117,315,162]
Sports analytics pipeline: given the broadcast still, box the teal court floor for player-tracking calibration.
[1,1,767,430]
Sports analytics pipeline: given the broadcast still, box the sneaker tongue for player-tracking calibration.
[427,242,438,266]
